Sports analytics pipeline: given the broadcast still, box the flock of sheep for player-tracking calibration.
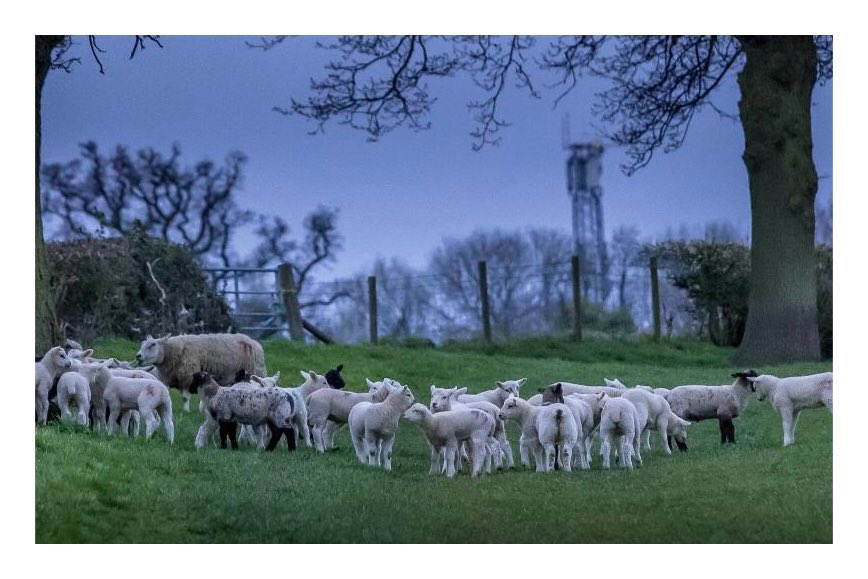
[35,332,833,477]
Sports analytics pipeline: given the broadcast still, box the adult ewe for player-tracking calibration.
[747,372,833,447]
[667,370,757,444]
[135,333,266,413]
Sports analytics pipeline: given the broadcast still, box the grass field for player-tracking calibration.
[35,337,832,543]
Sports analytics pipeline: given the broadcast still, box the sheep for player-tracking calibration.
[194,372,296,451]
[429,385,511,471]
[527,381,624,406]
[497,395,576,472]
[94,365,175,443]
[402,403,495,478]
[56,370,92,426]
[456,378,526,407]
[135,333,266,412]
[620,386,691,454]
[306,378,392,452]
[349,382,416,470]
[284,366,345,448]
[36,347,72,425]
[598,395,643,470]
[538,383,594,470]
[747,372,833,447]
[666,370,758,444]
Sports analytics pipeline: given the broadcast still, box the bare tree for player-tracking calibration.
[42,142,252,267]
[276,35,831,363]
[36,35,163,354]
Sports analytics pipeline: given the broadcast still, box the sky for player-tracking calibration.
[41,35,833,281]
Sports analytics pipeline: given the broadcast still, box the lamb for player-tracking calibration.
[527,381,624,405]
[135,333,266,412]
[598,395,643,470]
[94,365,175,443]
[538,383,594,470]
[456,378,526,407]
[497,395,576,472]
[349,382,416,470]
[747,372,833,447]
[403,403,495,478]
[35,347,72,425]
[429,385,512,471]
[194,371,296,451]
[56,368,93,425]
[306,378,392,452]
[666,370,758,444]
[620,386,691,454]
[285,366,345,448]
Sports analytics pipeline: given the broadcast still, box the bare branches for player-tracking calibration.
[815,35,833,83]
[130,35,163,60]
[590,36,744,174]
[540,35,607,106]
[146,258,167,307]
[246,36,288,50]
[41,142,251,266]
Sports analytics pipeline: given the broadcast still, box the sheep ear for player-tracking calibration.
[310,371,320,381]
[251,375,264,385]
[538,387,546,393]
[517,378,527,388]
[145,334,153,341]
[496,381,505,390]
[430,384,436,394]
[336,364,343,372]
[81,349,94,358]
[159,334,171,341]
[271,371,280,382]
[366,378,376,388]
[300,370,310,380]
[456,387,467,396]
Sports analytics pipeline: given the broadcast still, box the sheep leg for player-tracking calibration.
[498,430,514,469]
[181,390,192,413]
[294,404,312,447]
[444,441,458,478]
[365,431,380,467]
[57,388,71,421]
[381,434,396,471]
[541,444,554,473]
[643,429,652,450]
[601,434,612,470]
[620,436,634,470]
[822,391,833,414]
[144,411,158,440]
[265,422,283,451]
[780,406,796,447]
[519,435,530,467]
[470,437,487,477]
[559,444,572,473]
[218,421,232,449]
[718,416,735,444]
[158,404,175,444]
[195,416,218,448]
[310,419,325,453]
[284,427,297,451]
[106,404,121,435]
[428,444,441,475]
[658,419,672,454]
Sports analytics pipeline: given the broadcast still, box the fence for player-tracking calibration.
[204,258,695,345]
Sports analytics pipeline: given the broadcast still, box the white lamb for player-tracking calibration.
[349,382,416,470]
[429,385,512,471]
[307,379,392,452]
[534,383,593,470]
[747,372,832,447]
[35,346,72,425]
[56,368,92,425]
[527,381,624,405]
[456,378,526,406]
[666,370,757,444]
[598,395,642,470]
[620,386,691,454]
[498,395,577,472]
[403,403,495,478]
[95,366,175,443]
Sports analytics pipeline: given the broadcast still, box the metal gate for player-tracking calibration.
[202,267,287,338]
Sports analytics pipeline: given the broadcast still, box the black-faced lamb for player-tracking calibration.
[194,371,296,451]
[666,370,758,444]
[135,333,266,412]
[747,372,832,446]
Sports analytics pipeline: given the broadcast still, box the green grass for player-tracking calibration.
[36,337,832,543]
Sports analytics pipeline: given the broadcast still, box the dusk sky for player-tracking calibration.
[41,35,833,280]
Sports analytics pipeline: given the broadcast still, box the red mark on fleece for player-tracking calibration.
[145,384,155,396]
[240,341,252,357]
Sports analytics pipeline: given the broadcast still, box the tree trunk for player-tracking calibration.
[35,36,65,356]
[734,36,821,364]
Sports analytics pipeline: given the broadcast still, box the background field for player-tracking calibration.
[35,337,832,543]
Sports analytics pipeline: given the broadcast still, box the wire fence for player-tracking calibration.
[205,258,698,345]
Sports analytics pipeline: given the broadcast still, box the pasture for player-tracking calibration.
[35,337,832,543]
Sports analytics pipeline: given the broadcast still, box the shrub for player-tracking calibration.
[46,231,233,344]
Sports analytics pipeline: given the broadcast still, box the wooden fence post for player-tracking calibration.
[278,263,305,341]
[479,261,492,345]
[571,254,582,341]
[650,256,661,341]
[368,275,378,344]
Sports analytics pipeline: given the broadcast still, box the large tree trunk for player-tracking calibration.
[734,36,821,364]
[35,36,65,356]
